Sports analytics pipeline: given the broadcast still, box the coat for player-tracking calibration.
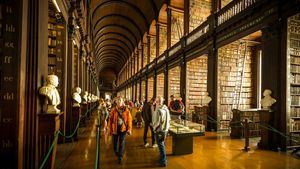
[108,107,132,135]
[141,101,152,123]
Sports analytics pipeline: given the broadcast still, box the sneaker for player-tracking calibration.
[118,159,123,165]
[144,143,149,147]
[152,144,158,148]
[158,163,166,167]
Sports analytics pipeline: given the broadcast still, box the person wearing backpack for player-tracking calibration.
[152,96,171,167]
[107,96,132,164]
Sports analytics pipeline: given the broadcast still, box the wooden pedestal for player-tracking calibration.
[38,113,61,169]
[87,103,91,120]
[193,106,209,130]
[80,104,87,127]
[72,107,80,141]
[258,110,273,150]
[172,135,193,155]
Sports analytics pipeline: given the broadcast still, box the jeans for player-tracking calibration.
[143,122,155,145]
[155,131,167,164]
[112,131,126,160]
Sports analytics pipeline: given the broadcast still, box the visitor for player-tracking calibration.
[169,95,185,120]
[107,96,132,164]
[152,96,171,167]
[98,98,109,132]
[141,98,157,148]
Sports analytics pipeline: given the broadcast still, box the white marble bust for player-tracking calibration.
[82,91,88,104]
[201,92,212,106]
[72,87,82,107]
[261,89,276,110]
[88,93,92,103]
[39,75,61,113]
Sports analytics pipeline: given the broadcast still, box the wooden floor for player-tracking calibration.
[56,115,300,169]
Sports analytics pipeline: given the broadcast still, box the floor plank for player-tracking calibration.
[56,115,300,169]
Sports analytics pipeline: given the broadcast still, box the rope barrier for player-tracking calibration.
[39,104,98,169]
[39,131,59,169]
[194,113,300,143]
[95,125,100,169]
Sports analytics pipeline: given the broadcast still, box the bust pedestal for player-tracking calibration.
[258,109,274,150]
[87,103,91,120]
[80,104,87,127]
[72,106,81,141]
[38,113,62,169]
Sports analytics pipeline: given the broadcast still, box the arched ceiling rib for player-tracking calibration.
[92,0,164,73]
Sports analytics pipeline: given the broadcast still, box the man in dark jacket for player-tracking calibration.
[141,98,157,147]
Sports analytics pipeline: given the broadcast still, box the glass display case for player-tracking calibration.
[168,120,205,155]
[169,120,205,135]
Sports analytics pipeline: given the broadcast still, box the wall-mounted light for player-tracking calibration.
[52,0,61,12]
[75,25,80,29]
[73,39,76,45]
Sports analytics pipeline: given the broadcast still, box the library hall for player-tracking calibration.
[1,0,300,169]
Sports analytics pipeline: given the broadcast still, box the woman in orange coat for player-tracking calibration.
[108,96,132,164]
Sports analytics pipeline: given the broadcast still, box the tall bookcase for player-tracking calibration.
[171,10,184,46]
[147,77,154,101]
[217,43,255,130]
[157,73,165,98]
[168,66,181,99]
[171,11,184,46]
[48,0,66,109]
[189,0,212,32]
[186,55,208,115]
[287,13,300,148]
[141,80,146,100]
[73,45,79,87]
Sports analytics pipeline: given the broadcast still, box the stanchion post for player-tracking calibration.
[243,118,250,151]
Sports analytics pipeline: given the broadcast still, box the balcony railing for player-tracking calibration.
[186,20,210,45]
[118,0,265,87]
[217,0,259,26]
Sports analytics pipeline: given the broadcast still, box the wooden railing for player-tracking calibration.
[169,41,182,56]
[217,0,259,26]
[186,20,210,45]
[118,0,267,88]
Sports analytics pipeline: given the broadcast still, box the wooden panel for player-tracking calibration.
[0,1,22,168]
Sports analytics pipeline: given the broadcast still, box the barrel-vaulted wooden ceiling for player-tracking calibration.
[91,0,165,74]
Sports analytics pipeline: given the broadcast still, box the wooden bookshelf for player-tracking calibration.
[141,80,146,101]
[171,10,184,46]
[287,13,300,148]
[150,36,156,62]
[186,55,208,115]
[147,77,154,101]
[136,82,140,101]
[159,25,167,55]
[48,0,66,109]
[157,73,165,98]
[217,42,255,130]
[168,66,181,98]
[143,45,148,68]
[230,109,260,138]
[189,0,212,32]
[74,45,79,86]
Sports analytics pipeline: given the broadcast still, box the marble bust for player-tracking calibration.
[82,91,88,104]
[201,92,212,106]
[72,87,82,107]
[88,93,92,103]
[39,75,61,113]
[261,89,276,110]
